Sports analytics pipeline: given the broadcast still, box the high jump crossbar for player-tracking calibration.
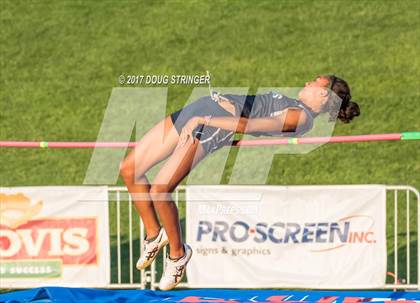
[0,132,419,149]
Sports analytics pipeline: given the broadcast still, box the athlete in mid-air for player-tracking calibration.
[119,75,360,290]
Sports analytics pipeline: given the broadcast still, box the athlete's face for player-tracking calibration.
[298,76,331,108]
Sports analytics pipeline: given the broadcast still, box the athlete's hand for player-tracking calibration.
[176,117,202,149]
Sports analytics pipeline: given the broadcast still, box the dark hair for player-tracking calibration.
[326,75,360,123]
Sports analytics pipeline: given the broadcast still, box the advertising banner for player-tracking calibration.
[186,185,386,288]
[0,186,110,288]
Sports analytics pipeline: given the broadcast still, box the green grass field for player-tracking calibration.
[1,0,419,289]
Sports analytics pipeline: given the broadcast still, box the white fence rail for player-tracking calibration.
[108,185,419,290]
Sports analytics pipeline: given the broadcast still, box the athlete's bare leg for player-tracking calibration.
[119,116,179,239]
[150,138,206,258]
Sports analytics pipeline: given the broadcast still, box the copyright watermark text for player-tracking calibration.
[118,74,210,85]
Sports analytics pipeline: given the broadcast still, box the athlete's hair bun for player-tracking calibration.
[338,100,360,123]
[327,75,361,123]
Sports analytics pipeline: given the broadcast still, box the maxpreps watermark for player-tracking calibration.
[198,203,260,216]
[83,86,338,185]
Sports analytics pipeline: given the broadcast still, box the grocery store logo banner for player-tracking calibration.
[0,187,109,288]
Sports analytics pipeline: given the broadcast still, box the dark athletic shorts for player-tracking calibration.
[170,96,235,154]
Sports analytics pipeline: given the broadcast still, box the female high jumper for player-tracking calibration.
[119,75,360,290]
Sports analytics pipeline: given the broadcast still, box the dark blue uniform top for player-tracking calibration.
[220,92,318,137]
[170,92,319,154]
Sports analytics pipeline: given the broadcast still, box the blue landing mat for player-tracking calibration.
[0,287,419,303]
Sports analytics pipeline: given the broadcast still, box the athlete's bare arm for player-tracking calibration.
[206,108,307,134]
[176,108,307,148]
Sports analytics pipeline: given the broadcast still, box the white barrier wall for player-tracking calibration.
[186,185,387,289]
[1,185,418,290]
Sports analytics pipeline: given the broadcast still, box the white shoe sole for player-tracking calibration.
[136,238,169,270]
[159,246,193,291]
